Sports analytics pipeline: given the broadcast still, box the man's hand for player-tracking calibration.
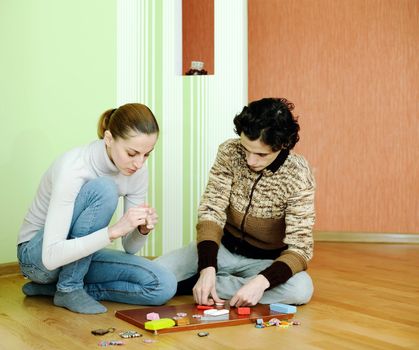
[193,267,223,305]
[229,274,270,307]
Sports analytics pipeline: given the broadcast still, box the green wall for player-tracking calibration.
[0,0,247,264]
[0,0,116,263]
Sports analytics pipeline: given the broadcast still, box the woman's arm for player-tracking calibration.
[41,166,111,270]
[120,166,150,254]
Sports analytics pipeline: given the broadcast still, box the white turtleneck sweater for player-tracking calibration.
[18,139,149,270]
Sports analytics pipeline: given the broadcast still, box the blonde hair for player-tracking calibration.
[97,103,159,139]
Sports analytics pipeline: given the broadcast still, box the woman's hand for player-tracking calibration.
[138,204,158,235]
[108,206,153,240]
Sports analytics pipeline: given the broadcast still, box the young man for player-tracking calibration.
[156,98,315,307]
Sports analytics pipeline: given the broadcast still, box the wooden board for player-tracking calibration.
[115,303,293,334]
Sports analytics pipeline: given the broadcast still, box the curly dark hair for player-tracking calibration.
[233,98,300,151]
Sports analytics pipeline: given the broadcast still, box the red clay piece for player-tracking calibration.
[196,305,215,310]
[237,307,251,315]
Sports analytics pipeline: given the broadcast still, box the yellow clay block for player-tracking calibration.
[144,318,176,331]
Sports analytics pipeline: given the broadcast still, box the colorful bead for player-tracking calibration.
[98,340,124,347]
[255,318,265,328]
[143,339,157,343]
[109,340,124,345]
[268,318,281,326]
[92,327,116,336]
[119,330,141,338]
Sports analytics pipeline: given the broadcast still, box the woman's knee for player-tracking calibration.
[151,268,177,305]
[128,267,177,305]
[83,177,118,201]
[80,177,119,214]
[19,261,59,284]
[128,256,177,305]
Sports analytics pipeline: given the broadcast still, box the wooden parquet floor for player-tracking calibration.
[1,242,418,349]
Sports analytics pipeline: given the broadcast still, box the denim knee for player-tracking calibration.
[83,177,118,200]
[152,269,177,305]
[81,177,118,213]
[19,261,59,284]
[290,272,314,305]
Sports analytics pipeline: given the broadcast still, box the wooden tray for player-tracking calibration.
[115,303,293,334]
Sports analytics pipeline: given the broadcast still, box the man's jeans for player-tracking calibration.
[155,241,314,305]
[18,177,176,305]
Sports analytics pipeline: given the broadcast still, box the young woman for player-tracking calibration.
[17,103,176,314]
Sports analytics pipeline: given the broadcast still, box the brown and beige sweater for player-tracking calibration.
[196,138,315,288]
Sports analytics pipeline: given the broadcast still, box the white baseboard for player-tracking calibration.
[314,231,419,243]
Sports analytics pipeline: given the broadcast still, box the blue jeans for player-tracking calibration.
[17,177,176,305]
[155,241,314,305]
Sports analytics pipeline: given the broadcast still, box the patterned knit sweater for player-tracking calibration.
[196,138,315,288]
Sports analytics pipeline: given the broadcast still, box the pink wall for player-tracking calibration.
[249,0,418,233]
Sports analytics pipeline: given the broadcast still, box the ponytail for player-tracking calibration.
[97,108,116,139]
[97,104,159,140]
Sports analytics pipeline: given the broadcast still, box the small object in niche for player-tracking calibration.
[185,61,208,75]
[91,327,116,335]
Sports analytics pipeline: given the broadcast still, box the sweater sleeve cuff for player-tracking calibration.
[197,240,219,272]
[259,261,293,289]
